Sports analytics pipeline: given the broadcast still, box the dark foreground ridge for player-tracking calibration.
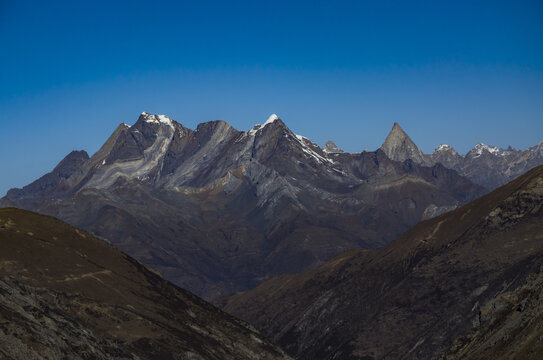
[220,164,543,360]
[0,208,289,360]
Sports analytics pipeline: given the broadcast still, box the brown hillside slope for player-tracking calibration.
[221,165,543,360]
[0,208,289,360]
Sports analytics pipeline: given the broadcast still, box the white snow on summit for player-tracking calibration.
[434,144,458,155]
[248,114,280,135]
[471,142,510,157]
[156,115,174,128]
[435,144,450,152]
[264,113,279,125]
[140,112,175,129]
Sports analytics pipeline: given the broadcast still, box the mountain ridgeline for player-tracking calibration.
[2,113,541,300]
[380,122,543,190]
[0,113,487,299]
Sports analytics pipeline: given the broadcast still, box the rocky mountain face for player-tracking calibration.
[0,208,289,360]
[220,165,543,360]
[322,140,343,154]
[380,123,543,190]
[381,122,430,165]
[0,113,485,299]
[445,265,543,360]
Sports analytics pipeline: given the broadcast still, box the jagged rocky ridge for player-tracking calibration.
[220,165,543,360]
[0,208,289,360]
[1,113,485,299]
[380,122,543,189]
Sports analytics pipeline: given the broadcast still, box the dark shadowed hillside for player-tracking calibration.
[0,208,289,360]
[220,165,543,360]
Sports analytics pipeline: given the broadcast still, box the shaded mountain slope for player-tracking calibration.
[0,208,289,360]
[220,165,543,360]
[0,113,485,299]
[445,265,543,360]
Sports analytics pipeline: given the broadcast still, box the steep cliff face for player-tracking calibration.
[220,165,543,360]
[0,208,289,360]
[1,113,485,299]
[380,122,429,165]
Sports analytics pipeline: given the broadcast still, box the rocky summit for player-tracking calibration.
[381,122,430,165]
[220,165,543,360]
[380,123,543,190]
[0,208,289,360]
[0,113,485,299]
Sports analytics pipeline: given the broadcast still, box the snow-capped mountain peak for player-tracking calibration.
[264,113,279,125]
[435,144,450,152]
[139,112,175,129]
[248,113,281,135]
[434,144,458,155]
[470,142,510,157]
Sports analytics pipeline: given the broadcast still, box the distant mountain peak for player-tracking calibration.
[381,122,426,164]
[249,113,282,135]
[434,144,458,155]
[264,113,279,125]
[138,111,175,129]
[530,140,543,156]
[323,140,343,153]
[469,142,510,157]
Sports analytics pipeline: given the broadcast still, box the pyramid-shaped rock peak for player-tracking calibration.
[381,122,426,164]
[323,140,343,153]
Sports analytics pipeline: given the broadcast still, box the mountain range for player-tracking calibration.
[220,164,543,359]
[381,122,543,189]
[2,112,542,359]
[2,113,541,300]
[0,113,489,299]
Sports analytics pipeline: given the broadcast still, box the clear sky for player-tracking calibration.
[1,0,542,196]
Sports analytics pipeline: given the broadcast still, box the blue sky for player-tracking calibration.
[1,0,542,195]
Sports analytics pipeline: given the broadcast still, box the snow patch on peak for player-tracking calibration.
[294,134,334,165]
[141,112,175,129]
[471,142,509,157]
[248,114,280,135]
[264,113,279,125]
[434,144,458,155]
[156,115,174,128]
[435,144,455,152]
